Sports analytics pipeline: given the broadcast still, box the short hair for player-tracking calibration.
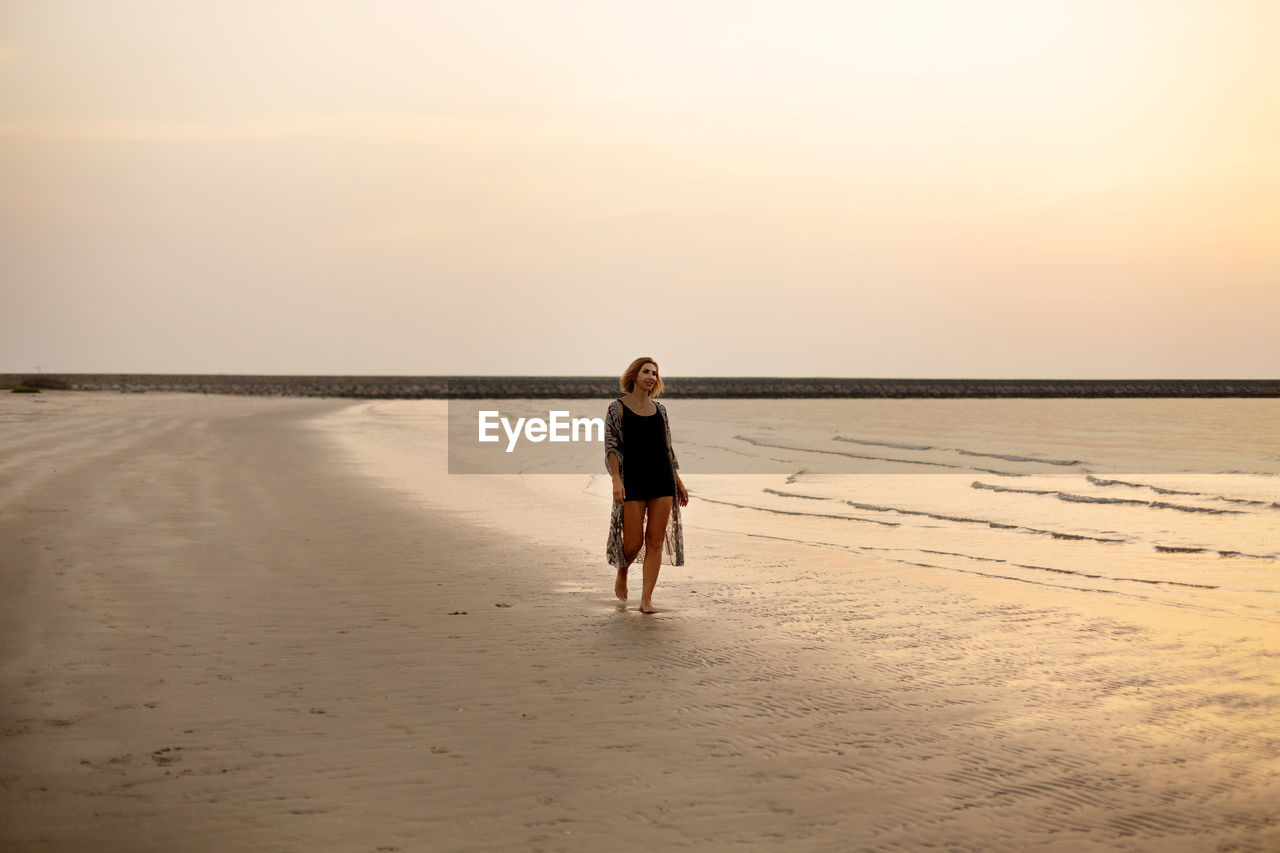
[620,356,664,398]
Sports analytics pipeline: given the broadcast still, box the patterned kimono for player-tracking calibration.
[604,398,685,568]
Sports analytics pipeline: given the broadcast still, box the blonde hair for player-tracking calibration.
[620,356,664,398]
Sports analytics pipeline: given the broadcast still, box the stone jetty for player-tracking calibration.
[3,374,1278,398]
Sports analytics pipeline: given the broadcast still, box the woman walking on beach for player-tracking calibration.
[606,357,689,614]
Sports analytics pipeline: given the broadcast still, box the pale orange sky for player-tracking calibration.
[2,0,1276,377]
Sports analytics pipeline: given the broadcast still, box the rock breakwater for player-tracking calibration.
[3,374,1277,398]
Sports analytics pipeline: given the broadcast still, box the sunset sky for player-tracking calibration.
[2,0,1276,377]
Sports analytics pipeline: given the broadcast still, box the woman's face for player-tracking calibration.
[636,362,659,396]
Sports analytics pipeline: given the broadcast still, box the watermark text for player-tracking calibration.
[478,410,605,452]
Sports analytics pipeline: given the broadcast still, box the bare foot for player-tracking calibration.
[615,570,628,601]
[638,600,657,614]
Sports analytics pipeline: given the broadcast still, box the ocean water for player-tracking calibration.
[325,397,1280,625]
[676,398,1280,623]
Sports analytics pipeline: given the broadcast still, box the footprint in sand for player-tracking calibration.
[151,747,182,766]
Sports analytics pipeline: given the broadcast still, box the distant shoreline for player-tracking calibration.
[3,374,1278,398]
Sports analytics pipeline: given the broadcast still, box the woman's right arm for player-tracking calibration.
[605,401,624,503]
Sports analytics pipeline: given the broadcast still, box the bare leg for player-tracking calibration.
[639,497,672,613]
[618,501,646,600]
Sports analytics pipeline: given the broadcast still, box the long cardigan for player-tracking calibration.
[604,398,685,567]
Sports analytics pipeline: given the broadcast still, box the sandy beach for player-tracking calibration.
[2,391,1278,852]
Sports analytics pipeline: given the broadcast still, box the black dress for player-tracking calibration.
[621,403,676,502]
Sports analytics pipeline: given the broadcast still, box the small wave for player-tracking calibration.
[878,556,1213,602]
[1087,475,1280,509]
[1141,499,1247,515]
[830,436,1026,476]
[875,555,1277,619]
[1211,550,1279,560]
[870,552,1244,608]
[699,442,792,463]
[832,435,1080,467]
[1005,562,1217,589]
[722,487,1123,543]
[971,482,1059,497]
[920,549,1008,565]
[972,481,1248,515]
[735,435,963,469]
[1087,475,1191,496]
[956,449,1082,467]
[1152,545,1277,560]
[833,436,934,451]
[698,496,900,526]
[763,487,830,501]
[1008,561,1101,579]
[1056,492,1158,509]
[841,500,1126,544]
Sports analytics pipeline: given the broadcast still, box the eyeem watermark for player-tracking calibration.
[478,410,604,452]
[449,400,610,474]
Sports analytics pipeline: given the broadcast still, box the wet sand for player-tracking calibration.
[2,392,1278,852]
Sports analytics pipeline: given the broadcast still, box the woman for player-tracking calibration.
[605,357,689,614]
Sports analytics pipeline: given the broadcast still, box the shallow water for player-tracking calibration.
[335,397,1280,626]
